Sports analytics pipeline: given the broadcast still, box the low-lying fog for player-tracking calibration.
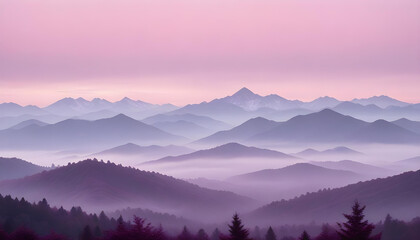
[2,142,419,205]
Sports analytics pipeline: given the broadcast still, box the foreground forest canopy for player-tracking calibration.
[0,195,419,240]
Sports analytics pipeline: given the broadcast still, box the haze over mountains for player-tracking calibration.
[0,157,49,181]
[2,88,420,130]
[143,143,296,165]
[0,114,186,150]
[196,109,420,146]
[1,87,420,230]
[93,143,194,162]
[250,169,420,224]
[0,159,255,222]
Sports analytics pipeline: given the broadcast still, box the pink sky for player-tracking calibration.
[0,0,419,106]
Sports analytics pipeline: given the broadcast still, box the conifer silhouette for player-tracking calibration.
[265,226,276,240]
[299,231,311,240]
[337,201,378,240]
[222,213,251,240]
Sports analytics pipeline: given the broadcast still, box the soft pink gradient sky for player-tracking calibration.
[0,0,419,106]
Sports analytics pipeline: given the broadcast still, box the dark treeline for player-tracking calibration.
[0,195,419,240]
[0,194,117,239]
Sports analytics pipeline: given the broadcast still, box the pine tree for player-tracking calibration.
[299,231,311,240]
[224,213,251,240]
[265,226,277,240]
[337,201,377,240]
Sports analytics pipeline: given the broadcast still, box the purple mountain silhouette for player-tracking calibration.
[251,169,420,224]
[219,87,303,111]
[352,95,410,108]
[296,146,362,157]
[43,97,178,118]
[310,160,393,177]
[94,143,194,158]
[0,157,48,181]
[0,114,185,150]
[143,142,296,165]
[0,159,254,221]
[142,113,231,131]
[228,163,361,183]
[0,102,46,117]
[250,109,420,143]
[392,118,420,134]
[302,96,341,110]
[169,99,251,124]
[8,119,48,130]
[196,117,280,145]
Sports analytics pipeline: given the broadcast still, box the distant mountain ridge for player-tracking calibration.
[295,146,363,157]
[1,89,418,126]
[143,142,296,165]
[0,157,48,181]
[93,143,194,159]
[250,169,420,224]
[228,163,361,183]
[0,159,254,221]
[197,109,420,144]
[195,117,280,145]
[352,95,411,108]
[0,114,185,150]
[250,109,420,143]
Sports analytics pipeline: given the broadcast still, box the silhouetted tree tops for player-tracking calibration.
[221,213,251,240]
[1,195,420,240]
[265,226,276,240]
[337,201,380,240]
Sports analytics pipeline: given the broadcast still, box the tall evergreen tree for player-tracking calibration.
[299,231,311,240]
[265,226,276,240]
[223,213,251,240]
[337,201,378,240]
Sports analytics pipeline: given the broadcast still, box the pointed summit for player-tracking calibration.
[233,87,255,96]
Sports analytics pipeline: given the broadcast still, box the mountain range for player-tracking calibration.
[143,142,296,165]
[250,169,420,224]
[93,143,194,160]
[1,88,420,130]
[228,163,361,183]
[0,114,185,150]
[187,162,370,202]
[310,160,394,178]
[0,157,49,181]
[0,159,255,221]
[197,109,420,145]
[295,146,363,158]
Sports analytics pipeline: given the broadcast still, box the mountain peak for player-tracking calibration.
[234,87,254,95]
[110,113,134,120]
[317,108,341,116]
[120,97,134,102]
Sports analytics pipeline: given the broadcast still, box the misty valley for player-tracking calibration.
[1,88,420,240]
